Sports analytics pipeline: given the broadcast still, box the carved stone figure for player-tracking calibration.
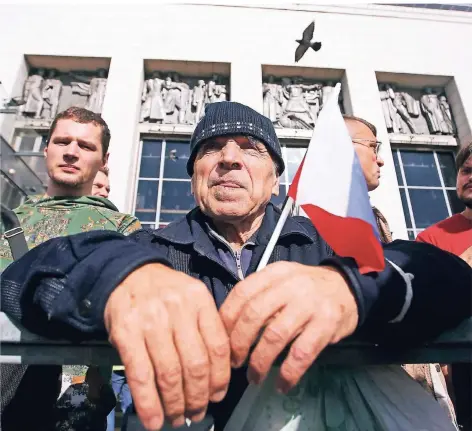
[439,95,454,135]
[71,69,107,114]
[139,72,229,125]
[41,69,63,119]
[163,73,191,124]
[277,77,319,129]
[392,90,418,134]
[21,68,46,118]
[379,84,456,136]
[192,79,207,123]
[140,71,166,123]
[322,81,335,107]
[263,75,283,123]
[262,76,342,129]
[379,84,400,133]
[206,74,227,103]
[174,73,192,124]
[420,88,448,135]
[305,86,322,122]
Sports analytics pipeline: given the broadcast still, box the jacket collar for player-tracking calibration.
[153,203,313,247]
[23,194,120,212]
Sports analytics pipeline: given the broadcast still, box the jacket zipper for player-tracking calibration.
[235,250,244,280]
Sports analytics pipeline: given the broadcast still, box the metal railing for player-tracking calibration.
[2,312,471,365]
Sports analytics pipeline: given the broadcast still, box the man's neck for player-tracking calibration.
[46,182,91,198]
[462,207,472,221]
[212,211,265,251]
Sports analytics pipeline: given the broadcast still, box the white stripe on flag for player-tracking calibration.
[297,84,355,217]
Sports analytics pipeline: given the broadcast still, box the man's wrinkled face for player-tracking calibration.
[192,135,279,221]
[44,119,107,191]
[92,171,110,198]
[457,155,472,209]
[345,120,384,191]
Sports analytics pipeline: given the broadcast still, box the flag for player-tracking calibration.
[287,84,385,274]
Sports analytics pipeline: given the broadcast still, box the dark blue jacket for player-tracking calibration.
[2,204,471,429]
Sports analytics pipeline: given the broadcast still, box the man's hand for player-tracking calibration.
[219,262,359,393]
[459,245,472,267]
[104,263,231,430]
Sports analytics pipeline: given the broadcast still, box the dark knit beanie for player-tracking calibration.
[187,101,285,176]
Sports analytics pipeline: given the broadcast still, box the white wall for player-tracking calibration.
[1,3,471,238]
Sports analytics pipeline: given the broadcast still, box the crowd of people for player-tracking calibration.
[0,101,470,431]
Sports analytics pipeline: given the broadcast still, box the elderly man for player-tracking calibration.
[1,102,471,431]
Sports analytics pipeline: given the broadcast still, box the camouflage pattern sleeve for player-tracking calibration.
[0,236,14,274]
[118,215,142,236]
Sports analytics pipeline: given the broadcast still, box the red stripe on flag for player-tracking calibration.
[300,204,385,274]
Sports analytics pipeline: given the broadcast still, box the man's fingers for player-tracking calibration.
[229,285,293,368]
[245,300,312,384]
[198,300,231,403]
[220,262,291,333]
[112,328,164,430]
[144,304,186,428]
[276,320,332,393]
[171,292,211,421]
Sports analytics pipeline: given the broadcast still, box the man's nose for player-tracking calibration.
[64,141,80,158]
[218,142,243,170]
[376,154,385,167]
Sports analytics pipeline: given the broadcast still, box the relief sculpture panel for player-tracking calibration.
[262,76,344,130]
[379,84,455,136]
[17,68,108,121]
[139,72,229,125]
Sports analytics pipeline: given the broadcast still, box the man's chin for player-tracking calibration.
[51,175,83,188]
[203,202,252,221]
[463,199,472,210]
[459,191,472,209]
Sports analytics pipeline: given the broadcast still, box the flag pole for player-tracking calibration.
[256,195,295,271]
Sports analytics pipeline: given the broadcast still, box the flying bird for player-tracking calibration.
[295,20,322,63]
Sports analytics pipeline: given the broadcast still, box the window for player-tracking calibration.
[271,145,306,209]
[0,172,27,212]
[133,138,308,226]
[14,133,48,185]
[393,149,465,240]
[134,139,194,228]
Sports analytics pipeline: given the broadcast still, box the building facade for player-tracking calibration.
[1,3,471,240]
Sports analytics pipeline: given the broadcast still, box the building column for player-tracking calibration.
[101,54,144,213]
[230,60,263,113]
[344,67,408,240]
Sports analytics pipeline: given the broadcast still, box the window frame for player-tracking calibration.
[393,146,460,239]
[134,137,193,229]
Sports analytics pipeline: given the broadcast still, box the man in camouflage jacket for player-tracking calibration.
[0,107,140,431]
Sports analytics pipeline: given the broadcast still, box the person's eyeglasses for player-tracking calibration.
[352,139,382,156]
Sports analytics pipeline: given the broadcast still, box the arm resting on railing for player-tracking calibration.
[1,231,471,346]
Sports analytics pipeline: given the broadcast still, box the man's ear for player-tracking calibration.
[272,175,280,196]
[43,145,48,159]
[103,152,110,168]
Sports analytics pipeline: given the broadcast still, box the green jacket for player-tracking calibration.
[0,194,140,374]
[0,194,141,272]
